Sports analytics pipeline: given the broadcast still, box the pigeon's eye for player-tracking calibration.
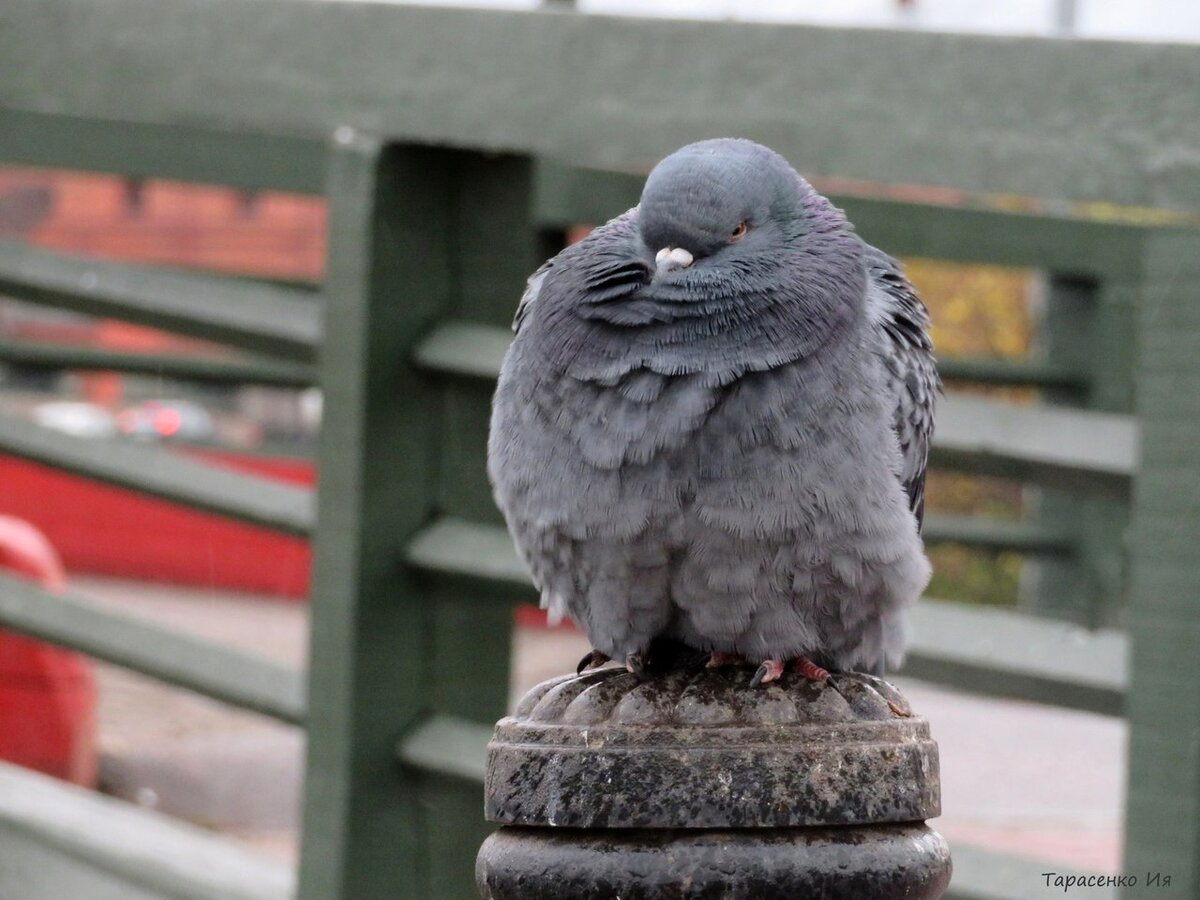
[729,221,748,242]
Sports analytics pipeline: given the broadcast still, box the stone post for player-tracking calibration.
[477,666,951,899]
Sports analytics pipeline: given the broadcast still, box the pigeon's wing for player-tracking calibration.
[512,209,642,335]
[862,243,939,531]
[512,259,554,334]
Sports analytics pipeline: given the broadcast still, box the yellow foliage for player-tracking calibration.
[903,257,1033,359]
[902,257,1035,607]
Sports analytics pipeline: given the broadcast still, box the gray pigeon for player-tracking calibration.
[487,138,937,685]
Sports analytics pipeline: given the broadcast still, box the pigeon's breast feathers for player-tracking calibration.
[522,139,867,380]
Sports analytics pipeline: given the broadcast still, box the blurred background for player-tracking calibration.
[0,1,1196,898]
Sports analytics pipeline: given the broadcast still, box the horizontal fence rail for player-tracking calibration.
[0,108,328,195]
[0,571,305,723]
[0,761,293,900]
[935,358,1087,392]
[0,415,315,534]
[3,3,1200,216]
[931,395,1135,499]
[396,715,491,784]
[0,339,316,387]
[904,599,1126,717]
[0,242,321,362]
[919,515,1075,556]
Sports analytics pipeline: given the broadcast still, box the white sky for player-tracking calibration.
[383,0,1200,43]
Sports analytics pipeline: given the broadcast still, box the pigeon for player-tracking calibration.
[487,138,937,685]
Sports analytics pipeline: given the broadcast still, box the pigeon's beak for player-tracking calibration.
[654,247,694,279]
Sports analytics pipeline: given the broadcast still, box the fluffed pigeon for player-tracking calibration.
[487,138,937,685]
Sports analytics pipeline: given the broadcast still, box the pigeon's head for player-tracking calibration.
[638,138,818,280]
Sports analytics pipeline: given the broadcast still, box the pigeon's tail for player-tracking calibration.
[881,607,910,673]
[856,611,908,678]
[540,590,568,627]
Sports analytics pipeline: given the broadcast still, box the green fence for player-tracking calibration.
[0,4,1198,899]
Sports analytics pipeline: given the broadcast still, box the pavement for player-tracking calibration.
[68,575,1123,872]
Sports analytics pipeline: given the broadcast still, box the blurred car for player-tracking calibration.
[31,401,117,439]
[116,399,216,443]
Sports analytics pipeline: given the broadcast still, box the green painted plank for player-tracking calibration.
[1030,274,1130,627]
[413,320,511,381]
[419,778,494,900]
[0,761,293,900]
[2,3,1200,214]
[1129,519,1200,561]
[1140,328,1200,362]
[0,339,315,387]
[0,108,325,194]
[0,241,321,361]
[0,414,314,535]
[427,155,533,736]
[1122,229,1200,897]
[1131,471,1200,516]
[397,714,491,784]
[298,137,452,900]
[0,571,304,723]
[922,515,1075,556]
[903,599,1126,717]
[451,155,543,328]
[405,517,534,595]
[436,389,504,530]
[937,357,1086,392]
[932,395,1135,499]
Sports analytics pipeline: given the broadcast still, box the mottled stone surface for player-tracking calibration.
[485,667,940,829]
[477,824,952,900]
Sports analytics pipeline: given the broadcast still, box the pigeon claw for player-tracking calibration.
[705,651,747,670]
[750,659,785,687]
[625,651,651,679]
[749,656,830,687]
[576,650,611,675]
[790,656,830,682]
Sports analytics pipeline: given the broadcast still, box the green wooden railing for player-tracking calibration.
[0,3,1198,899]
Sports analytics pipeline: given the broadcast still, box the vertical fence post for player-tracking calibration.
[1031,272,1133,627]
[300,138,539,899]
[1123,229,1200,895]
[422,150,540,899]
[298,133,456,899]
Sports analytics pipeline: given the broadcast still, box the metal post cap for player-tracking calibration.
[485,667,941,829]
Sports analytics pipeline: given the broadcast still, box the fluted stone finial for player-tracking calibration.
[488,667,939,829]
[478,667,951,899]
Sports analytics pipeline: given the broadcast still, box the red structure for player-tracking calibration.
[0,516,97,785]
[0,451,314,599]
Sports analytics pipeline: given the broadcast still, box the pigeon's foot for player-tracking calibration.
[750,659,785,687]
[576,650,611,675]
[705,651,747,670]
[790,655,830,682]
[625,651,651,679]
[750,655,830,687]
